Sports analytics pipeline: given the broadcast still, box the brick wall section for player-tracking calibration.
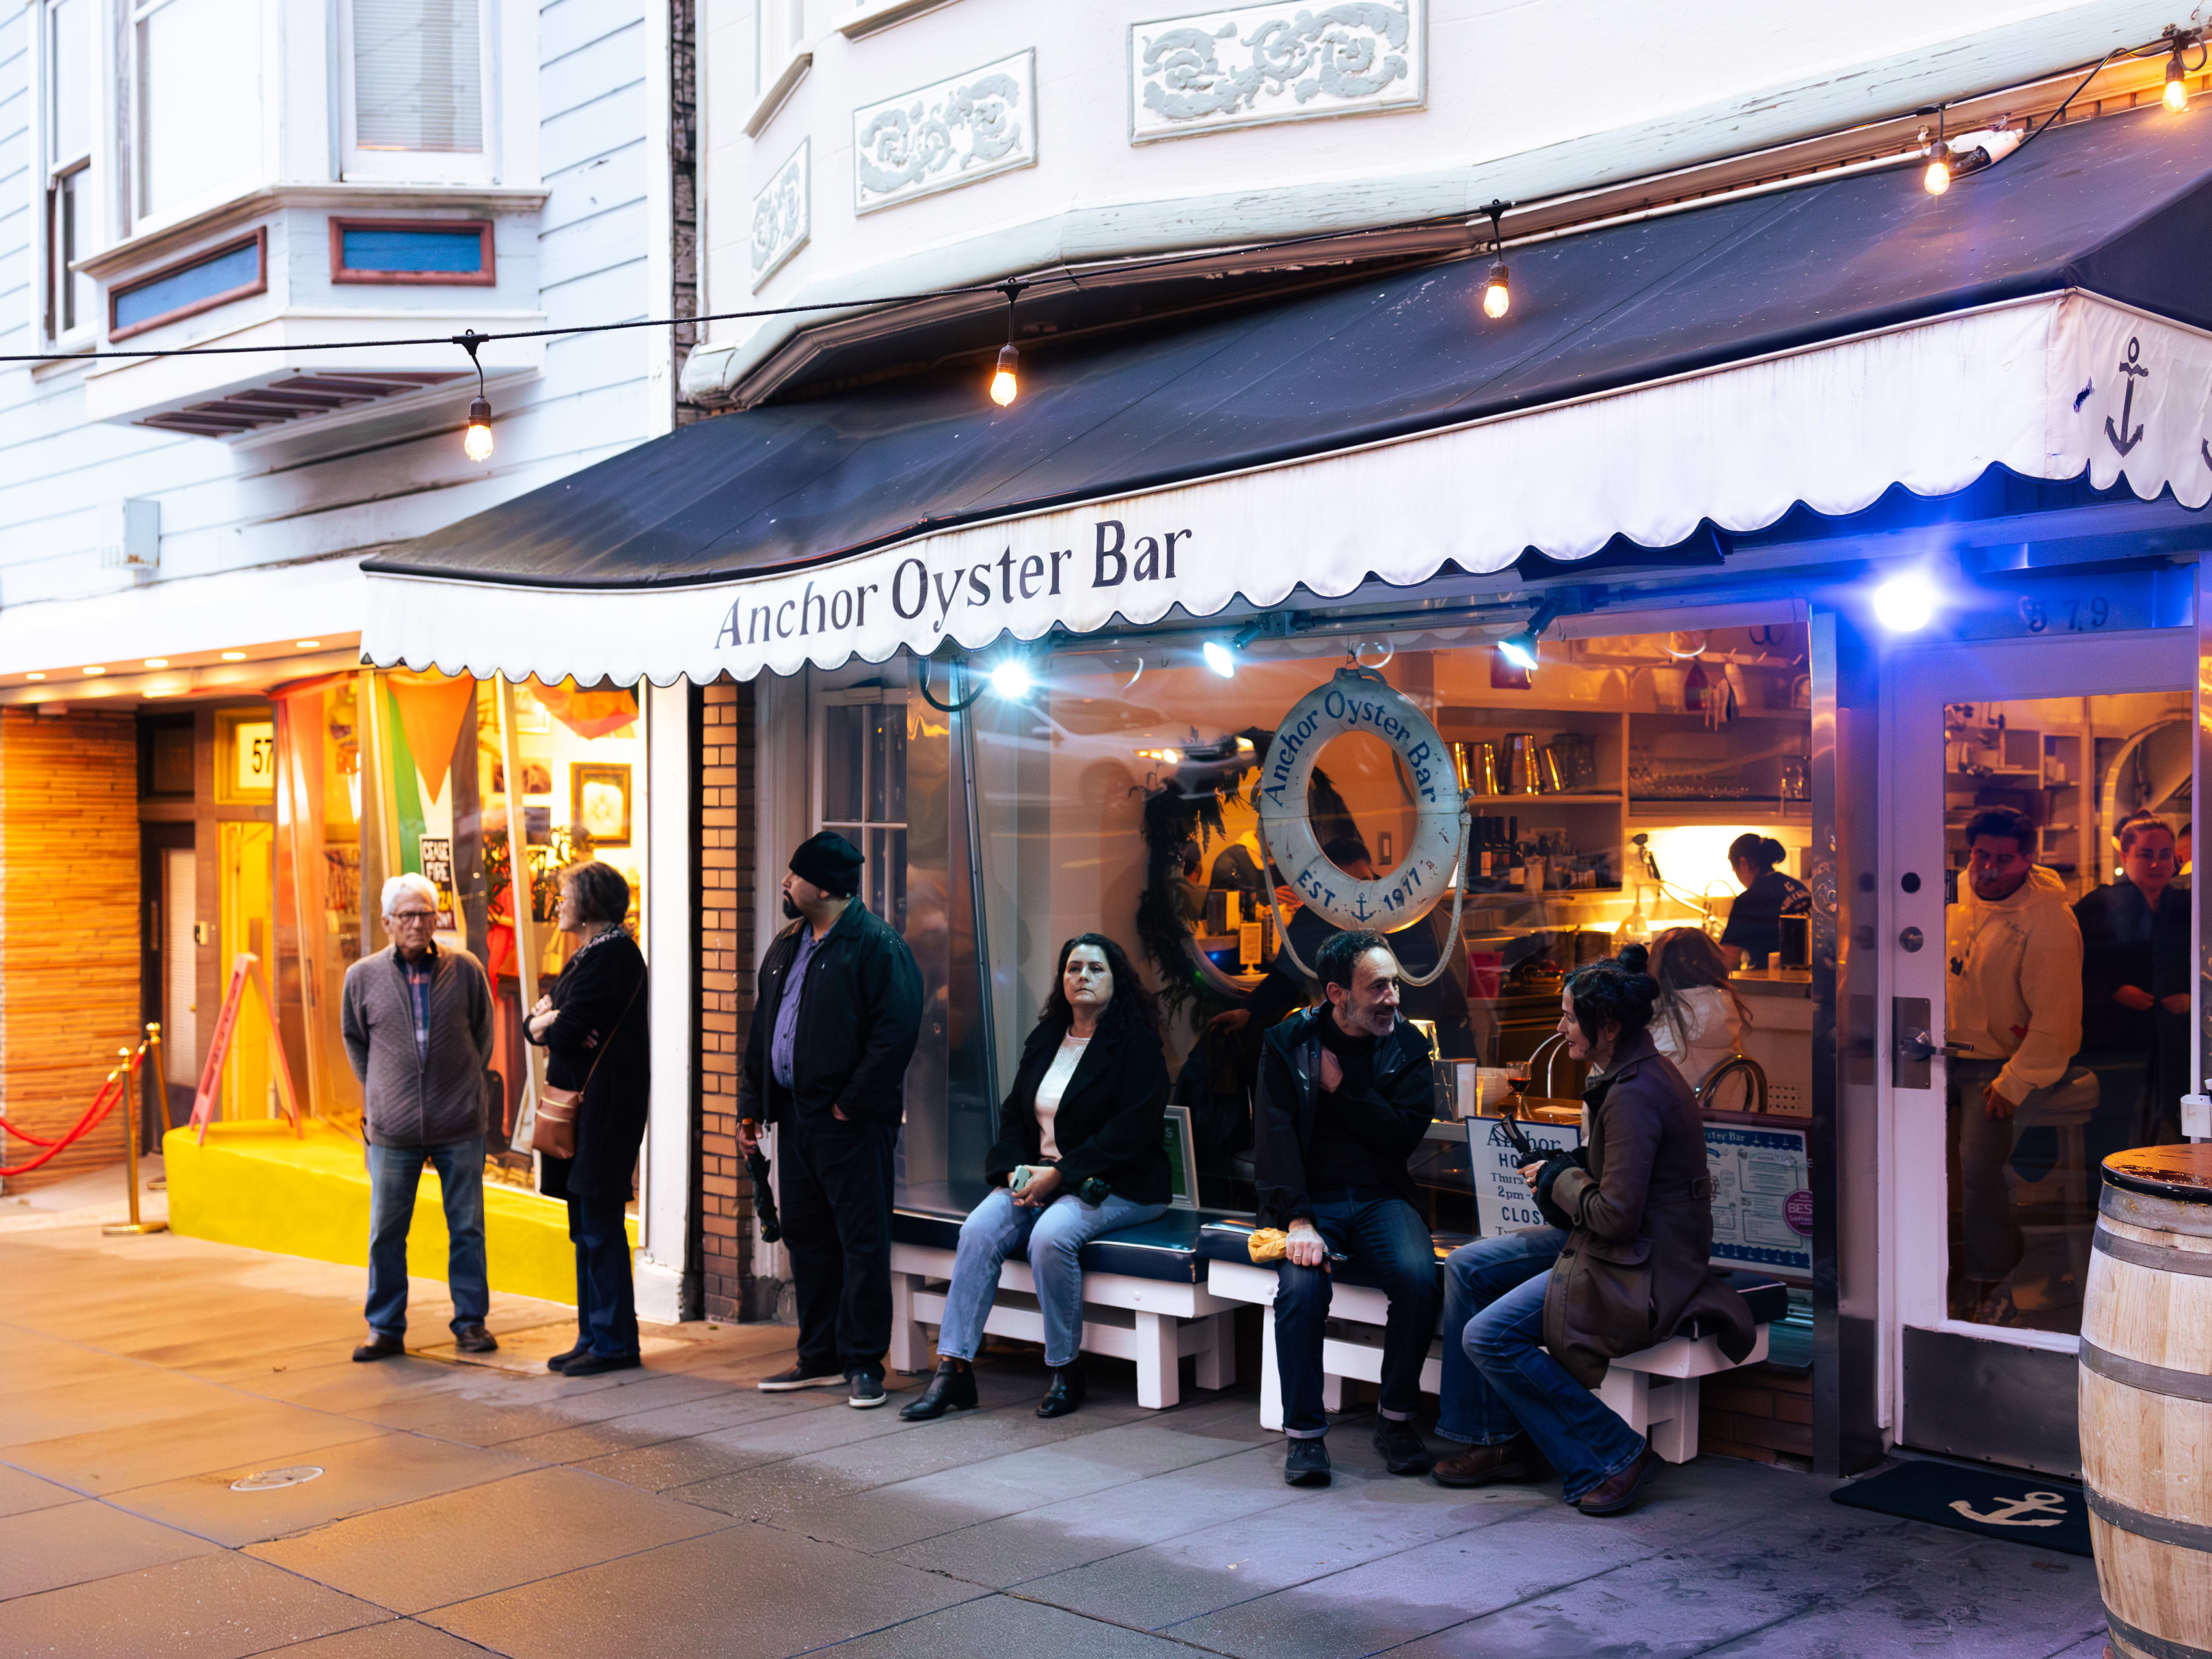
[1700,1363,1814,1469]
[698,678,759,1319]
[0,710,141,1191]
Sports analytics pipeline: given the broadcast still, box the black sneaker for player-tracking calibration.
[847,1368,888,1409]
[1285,1437,1331,1486]
[1373,1416,1434,1476]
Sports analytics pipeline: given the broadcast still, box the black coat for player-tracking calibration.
[2074,879,2190,1055]
[1252,1007,1434,1228]
[527,931,649,1203]
[985,1016,1173,1205]
[737,902,923,1128]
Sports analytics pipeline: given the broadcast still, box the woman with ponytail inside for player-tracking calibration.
[1430,955,1755,1515]
[1719,835,1809,970]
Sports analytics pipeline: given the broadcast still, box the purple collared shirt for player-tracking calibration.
[398,945,437,1063]
[770,923,824,1090]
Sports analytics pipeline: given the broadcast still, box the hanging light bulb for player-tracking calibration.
[1922,153,1952,195]
[464,397,494,461]
[1482,262,1511,320]
[1474,199,1513,322]
[987,279,1025,407]
[454,329,494,460]
[2169,52,2191,112]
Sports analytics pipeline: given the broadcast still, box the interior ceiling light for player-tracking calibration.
[82,665,106,676]
[456,329,494,461]
[988,279,1024,407]
[1872,570,1938,632]
[1476,199,1512,320]
[25,672,44,681]
[1496,596,1565,671]
[296,640,321,649]
[221,650,247,661]
[1202,641,1237,678]
[142,658,169,669]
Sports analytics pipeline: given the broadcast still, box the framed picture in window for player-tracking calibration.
[1163,1105,1199,1211]
[572,763,632,847]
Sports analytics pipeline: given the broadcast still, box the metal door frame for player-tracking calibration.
[1884,626,2195,1469]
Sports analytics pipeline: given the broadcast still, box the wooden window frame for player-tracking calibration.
[109,227,267,342]
[328,216,495,286]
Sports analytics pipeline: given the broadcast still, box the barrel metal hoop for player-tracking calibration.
[2081,1339,2212,1404]
[2089,1484,2212,1554]
[2105,1608,2212,1659]
[2094,1228,2212,1278]
[2101,1183,2212,1238]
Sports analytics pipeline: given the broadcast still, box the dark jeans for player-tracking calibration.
[1272,1194,1437,1438]
[1438,1230,1646,1502]
[365,1137,488,1339]
[569,1196,638,1360]
[1950,1059,2022,1285]
[782,1112,898,1376]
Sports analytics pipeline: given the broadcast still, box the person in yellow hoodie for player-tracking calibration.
[1945,806,2083,1321]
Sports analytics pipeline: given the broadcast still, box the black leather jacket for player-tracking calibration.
[1252,1006,1434,1227]
[737,902,923,1127]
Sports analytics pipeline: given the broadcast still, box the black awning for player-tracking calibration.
[368,105,2212,592]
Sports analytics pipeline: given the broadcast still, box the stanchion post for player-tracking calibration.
[104,1039,165,1237]
[144,1022,163,1150]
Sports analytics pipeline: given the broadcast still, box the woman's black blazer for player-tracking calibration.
[527,932,649,1204]
[984,1016,1172,1206]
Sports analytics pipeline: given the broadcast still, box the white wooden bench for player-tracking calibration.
[888,1209,1240,1410]
[1201,1238,1779,1462]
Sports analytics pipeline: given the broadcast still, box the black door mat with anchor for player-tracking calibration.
[1830,1459,2092,1556]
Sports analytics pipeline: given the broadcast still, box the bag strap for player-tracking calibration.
[574,964,646,1099]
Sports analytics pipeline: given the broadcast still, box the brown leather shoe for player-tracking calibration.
[351,1334,404,1362]
[1430,1438,1532,1488]
[454,1324,499,1354]
[1576,1445,1662,1515]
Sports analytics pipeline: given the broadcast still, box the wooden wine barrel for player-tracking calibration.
[2083,1146,2212,1659]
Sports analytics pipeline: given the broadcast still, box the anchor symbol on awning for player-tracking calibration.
[1947,1490,2067,1527]
[2107,338,2148,457]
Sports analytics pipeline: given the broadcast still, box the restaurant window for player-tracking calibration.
[819,693,908,934]
[952,621,1815,1293]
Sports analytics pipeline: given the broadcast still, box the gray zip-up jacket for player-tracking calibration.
[341,944,495,1148]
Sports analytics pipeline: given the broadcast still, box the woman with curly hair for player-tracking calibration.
[901,933,1171,1422]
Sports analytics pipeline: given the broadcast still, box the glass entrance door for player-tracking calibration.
[1889,627,2195,1474]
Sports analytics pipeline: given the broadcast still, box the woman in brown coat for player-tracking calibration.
[1432,953,1753,1514]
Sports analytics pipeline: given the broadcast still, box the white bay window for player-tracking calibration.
[340,0,496,181]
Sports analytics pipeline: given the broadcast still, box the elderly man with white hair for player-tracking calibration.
[341,873,497,1361]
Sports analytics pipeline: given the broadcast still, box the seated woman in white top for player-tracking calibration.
[900,933,1172,1424]
[1634,929,1749,1094]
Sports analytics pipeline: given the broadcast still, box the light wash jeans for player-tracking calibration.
[1437,1229,1647,1502]
[934,1186,1167,1369]
[365,1137,488,1339]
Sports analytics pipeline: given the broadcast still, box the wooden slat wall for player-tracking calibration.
[0,709,141,1191]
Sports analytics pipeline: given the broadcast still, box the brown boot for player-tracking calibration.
[1430,1438,1532,1488]
[1576,1445,1662,1516]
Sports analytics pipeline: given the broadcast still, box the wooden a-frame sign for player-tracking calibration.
[190,953,304,1143]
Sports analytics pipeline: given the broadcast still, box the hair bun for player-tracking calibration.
[1615,943,1650,976]
[1760,836,1787,866]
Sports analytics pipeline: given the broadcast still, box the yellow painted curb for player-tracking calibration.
[162,1122,634,1306]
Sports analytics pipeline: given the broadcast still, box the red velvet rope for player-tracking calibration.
[0,1051,142,1179]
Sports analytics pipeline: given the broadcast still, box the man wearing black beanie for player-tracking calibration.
[739,831,924,1407]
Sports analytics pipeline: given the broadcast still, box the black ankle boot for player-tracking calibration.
[899,1359,977,1421]
[1036,1363,1086,1418]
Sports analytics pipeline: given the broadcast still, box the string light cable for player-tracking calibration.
[0,28,2187,395]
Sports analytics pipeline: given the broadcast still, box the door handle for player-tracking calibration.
[1899,1029,1972,1064]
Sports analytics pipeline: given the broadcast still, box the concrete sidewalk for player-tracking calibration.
[0,1221,2105,1658]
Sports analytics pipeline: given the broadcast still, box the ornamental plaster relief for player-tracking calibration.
[749,139,810,290]
[1128,0,1423,142]
[851,50,1036,214]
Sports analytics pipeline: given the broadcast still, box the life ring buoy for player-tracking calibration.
[1254,668,1465,939]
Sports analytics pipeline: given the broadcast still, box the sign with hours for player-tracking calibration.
[1254,667,1464,933]
[1468,1116,1584,1238]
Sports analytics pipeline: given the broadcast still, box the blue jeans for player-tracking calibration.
[1438,1230,1646,1502]
[1273,1195,1438,1439]
[365,1138,489,1339]
[935,1187,1168,1369]
[569,1196,638,1361]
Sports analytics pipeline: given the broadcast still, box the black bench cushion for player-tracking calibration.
[893,1206,1238,1285]
[1196,1220,1790,1330]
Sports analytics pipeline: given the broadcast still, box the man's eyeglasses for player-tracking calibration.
[389,909,438,925]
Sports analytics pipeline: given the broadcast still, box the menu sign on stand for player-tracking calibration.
[1465,1116,1584,1238]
